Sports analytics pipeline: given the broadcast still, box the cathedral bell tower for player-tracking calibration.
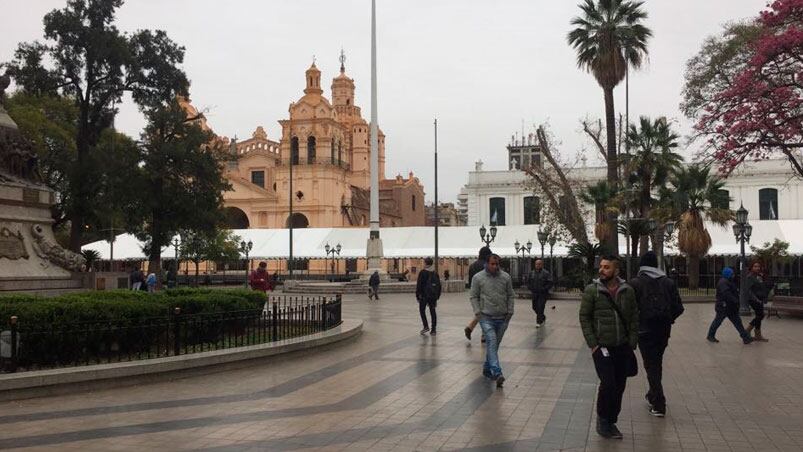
[332,50,356,107]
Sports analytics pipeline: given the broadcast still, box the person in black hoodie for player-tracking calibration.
[464,246,492,341]
[416,258,441,335]
[708,267,754,344]
[629,251,684,417]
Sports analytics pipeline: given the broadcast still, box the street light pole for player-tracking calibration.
[548,236,556,274]
[733,204,752,315]
[479,224,497,247]
[514,239,532,286]
[434,117,439,275]
[537,229,548,260]
[172,237,181,287]
[240,240,253,289]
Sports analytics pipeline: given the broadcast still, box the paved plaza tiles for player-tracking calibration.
[0,292,802,451]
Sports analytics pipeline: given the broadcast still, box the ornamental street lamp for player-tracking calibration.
[548,235,557,274]
[659,221,675,270]
[537,229,549,259]
[514,239,532,286]
[479,223,497,246]
[239,239,253,288]
[325,243,342,281]
[172,237,181,288]
[733,203,752,315]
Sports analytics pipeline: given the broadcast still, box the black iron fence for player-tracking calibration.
[1,295,341,373]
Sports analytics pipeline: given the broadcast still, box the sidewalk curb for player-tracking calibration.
[0,319,362,401]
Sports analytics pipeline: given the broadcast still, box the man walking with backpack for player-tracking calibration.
[528,259,553,328]
[629,251,684,417]
[416,257,441,335]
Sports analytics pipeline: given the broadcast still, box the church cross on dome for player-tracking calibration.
[339,48,346,73]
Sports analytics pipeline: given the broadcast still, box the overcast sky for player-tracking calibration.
[2,0,766,203]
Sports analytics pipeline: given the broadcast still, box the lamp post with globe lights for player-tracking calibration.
[733,204,752,315]
[325,243,342,281]
[239,239,253,288]
[514,239,532,286]
[479,223,497,247]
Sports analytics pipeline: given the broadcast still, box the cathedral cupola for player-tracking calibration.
[331,49,356,107]
[304,60,323,95]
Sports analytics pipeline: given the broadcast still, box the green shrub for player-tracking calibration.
[0,288,269,368]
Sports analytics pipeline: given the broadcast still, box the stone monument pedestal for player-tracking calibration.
[0,76,86,295]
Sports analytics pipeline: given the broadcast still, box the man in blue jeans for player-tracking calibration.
[469,254,515,388]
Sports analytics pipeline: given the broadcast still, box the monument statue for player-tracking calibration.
[0,72,85,288]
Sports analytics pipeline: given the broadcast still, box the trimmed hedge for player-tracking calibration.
[0,288,266,331]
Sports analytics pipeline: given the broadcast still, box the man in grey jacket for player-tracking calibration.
[470,254,515,388]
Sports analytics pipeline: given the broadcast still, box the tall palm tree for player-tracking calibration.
[671,164,732,290]
[625,116,683,253]
[568,0,652,253]
[581,180,618,246]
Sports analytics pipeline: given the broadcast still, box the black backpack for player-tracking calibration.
[424,271,442,301]
[637,274,672,322]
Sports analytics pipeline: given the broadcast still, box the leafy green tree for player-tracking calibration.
[750,239,791,277]
[670,165,732,289]
[580,180,618,243]
[6,92,139,246]
[129,99,232,277]
[5,0,189,251]
[567,0,652,254]
[180,229,241,286]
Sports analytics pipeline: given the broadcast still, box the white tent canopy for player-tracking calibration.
[82,221,803,261]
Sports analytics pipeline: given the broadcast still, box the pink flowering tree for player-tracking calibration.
[694,0,803,177]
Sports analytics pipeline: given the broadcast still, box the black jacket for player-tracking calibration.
[527,269,553,294]
[369,272,380,287]
[629,268,684,334]
[416,267,441,302]
[466,259,486,289]
[715,277,740,314]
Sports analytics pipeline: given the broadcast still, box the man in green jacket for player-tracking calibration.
[579,255,639,440]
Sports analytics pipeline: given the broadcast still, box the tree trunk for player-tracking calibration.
[195,261,200,287]
[603,87,619,255]
[688,254,700,290]
[68,111,91,252]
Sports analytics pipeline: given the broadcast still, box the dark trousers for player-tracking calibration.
[419,300,437,331]
[368,285,379,300]
[708,310,750,340]
[531,293,547,324]
[748,300,764,329]
[592,344,630,424]
[638,331,669,412]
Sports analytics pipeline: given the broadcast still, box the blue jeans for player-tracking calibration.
[479,317,509,377]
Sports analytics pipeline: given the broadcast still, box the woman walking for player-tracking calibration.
[742,261,770,342]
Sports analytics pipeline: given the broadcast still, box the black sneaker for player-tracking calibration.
[496,375,505,388]
[609,424,624,439]
[420,327,429,335]
[464,327,472,340]
[649,407,666,417]
[430,330,437,336]
[482,369,494,379]
[596,420,613,439]
[707,336,719,343]
[743,336,754,344]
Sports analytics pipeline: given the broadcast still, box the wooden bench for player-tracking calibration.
[768,296,803,318]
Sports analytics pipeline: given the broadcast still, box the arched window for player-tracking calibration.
[489,197,505,226]
[331,138,336,164]
[307,136,316,164]
[290,137,299,165]
[759,188,779,220]
[523,196,540,225]
[412,195,416,211]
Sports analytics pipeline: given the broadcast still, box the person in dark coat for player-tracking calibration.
[628,251,684,418]
[464,246,492,341]
[708,267,753,344]
[742,261,770,342]
[416,258,441,335]
[528,259,553,328]
[368,270,380,301]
